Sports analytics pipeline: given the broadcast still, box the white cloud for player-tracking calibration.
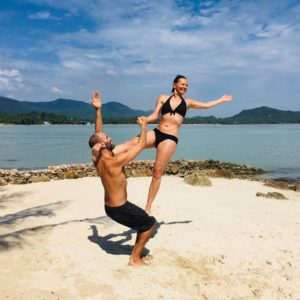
[50,86,63,94]
[61,60,86,70]
[1,0,300,115]
[0,68,23,90]
[105,69,117,76]
[0,68,21,78]
[29,11,52,20]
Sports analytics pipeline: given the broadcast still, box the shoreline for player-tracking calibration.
[1,166,298,181]
[1,159,299,191]
[0,159,265,186]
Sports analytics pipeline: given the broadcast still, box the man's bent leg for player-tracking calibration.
[105,201,156,266]
[129,223,155,266]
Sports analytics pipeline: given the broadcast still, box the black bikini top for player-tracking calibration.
[161,94,187,118]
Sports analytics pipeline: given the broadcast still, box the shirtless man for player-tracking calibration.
[88,91,156,266]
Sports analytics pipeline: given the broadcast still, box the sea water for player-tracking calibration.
[0,124,299,180]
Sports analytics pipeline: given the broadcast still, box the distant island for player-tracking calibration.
[0,96,299,125]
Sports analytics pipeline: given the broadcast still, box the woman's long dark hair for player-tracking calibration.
[172,75,187,93]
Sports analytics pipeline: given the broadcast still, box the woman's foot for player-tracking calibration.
[145,205,152,215]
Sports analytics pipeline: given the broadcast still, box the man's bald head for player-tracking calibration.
[89,134,103,148]
[88,132,115,151]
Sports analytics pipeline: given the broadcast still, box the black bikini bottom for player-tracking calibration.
[153,128,178,148]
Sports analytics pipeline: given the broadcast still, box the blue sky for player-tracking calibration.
[0,0,300,117]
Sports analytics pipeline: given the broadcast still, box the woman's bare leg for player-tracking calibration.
[113,130,156,155]
[145,140,177,214]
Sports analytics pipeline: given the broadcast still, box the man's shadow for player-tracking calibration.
[88,220,192,257]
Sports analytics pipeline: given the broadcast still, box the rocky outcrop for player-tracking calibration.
[184,174,212,186]
[264,180,290,190]
[0,159,266,186]
[264,179,299,192]
[256,192,288,200]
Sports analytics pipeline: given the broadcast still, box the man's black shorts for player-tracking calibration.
[105,201,156,232]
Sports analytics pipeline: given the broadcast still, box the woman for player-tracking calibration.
[113,75,232,214]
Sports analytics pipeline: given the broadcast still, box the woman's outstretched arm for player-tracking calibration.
[187,94,232,110]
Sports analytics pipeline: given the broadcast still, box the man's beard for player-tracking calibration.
[105,141,115,151]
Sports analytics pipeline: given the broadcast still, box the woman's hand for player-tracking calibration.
[221,95,232,102]
[137,116,148,127]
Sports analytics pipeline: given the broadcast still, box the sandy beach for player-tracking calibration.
[1,176,300,299]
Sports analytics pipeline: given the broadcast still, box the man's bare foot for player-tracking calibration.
[128,257,147,266]
[141,254,153,264]
[142,254,153,259]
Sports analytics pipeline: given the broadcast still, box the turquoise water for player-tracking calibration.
[0,124,299,180]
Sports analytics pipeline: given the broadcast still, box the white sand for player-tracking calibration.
[1,176,300,299]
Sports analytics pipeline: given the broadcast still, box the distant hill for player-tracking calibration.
[0,111,83,125]
[0,96,151,119]
[186,106,300,124]
[0,96,299,124]
[221,106,300,124]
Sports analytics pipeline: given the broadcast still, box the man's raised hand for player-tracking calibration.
[91,90,102,109]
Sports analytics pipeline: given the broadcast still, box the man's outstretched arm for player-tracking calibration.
[114,116,147,166]
[91,90,103,133]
